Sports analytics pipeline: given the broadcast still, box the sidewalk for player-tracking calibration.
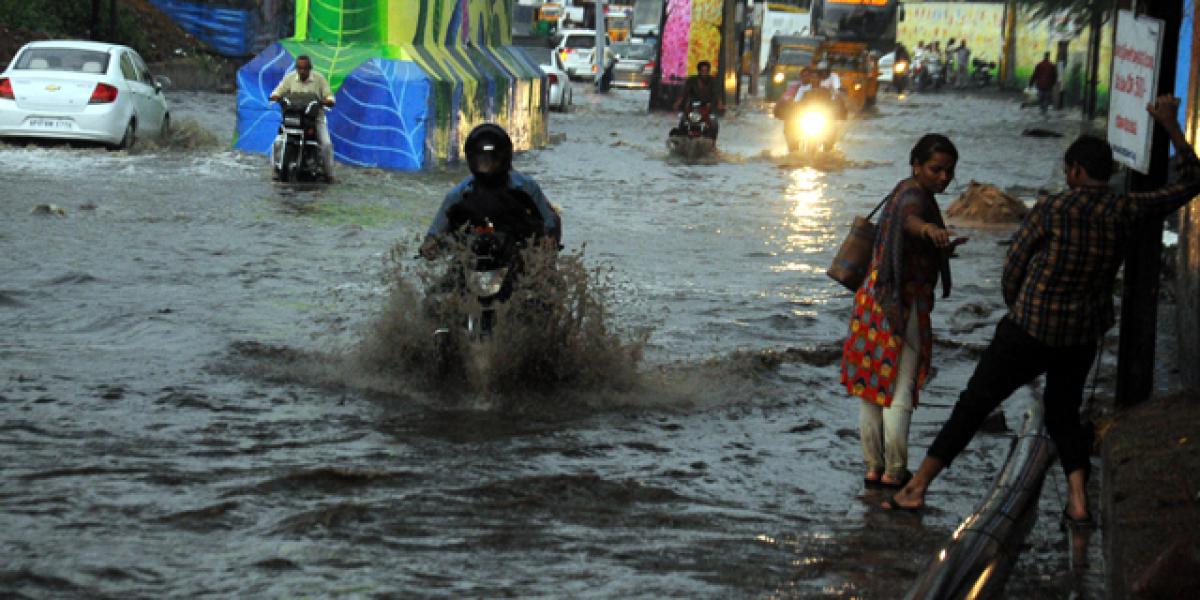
[1101,387,1200,598]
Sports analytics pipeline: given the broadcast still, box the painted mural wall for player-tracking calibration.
[235,0,547,170]
[896,2,1112,110]
[660,0,724,84]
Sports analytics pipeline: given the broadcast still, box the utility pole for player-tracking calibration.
[109,0,117,41]
[1116,0,1184,407]
[1000,0,1018,86]
[90,0,102,40]
[595,0,608,88]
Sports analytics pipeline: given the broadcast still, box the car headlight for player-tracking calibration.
[854,83,862,91]
[798,109,829,137]
[467,268,509,298]
[894,61,908,74]
[773,72,784,83]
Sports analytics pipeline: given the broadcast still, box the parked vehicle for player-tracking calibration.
[0,40,171,150]
[271,93,328,183]
[609,42,655,89]
[539,63,572,112]
[553,29,611,80]
[913,54,944,92]
[971,57,997,87]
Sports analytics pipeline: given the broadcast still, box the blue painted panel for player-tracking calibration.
[235,43,293,153]
[329,59,431,170]
[149,0,257,57]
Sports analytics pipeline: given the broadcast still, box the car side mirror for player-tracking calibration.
[154,75,172,91]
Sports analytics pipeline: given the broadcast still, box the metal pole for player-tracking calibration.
[748,0,759,97]
[1116,0,1184,407]
[595,0,608,87]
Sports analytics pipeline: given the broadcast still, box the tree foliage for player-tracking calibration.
[1019,0,1113,27]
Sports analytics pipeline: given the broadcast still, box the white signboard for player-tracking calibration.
[1108,10,1164,174]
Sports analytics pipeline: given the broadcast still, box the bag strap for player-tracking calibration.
[866,180,911,222]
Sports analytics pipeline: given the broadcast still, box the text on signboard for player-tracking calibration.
[1115,115,1138,134]
[1114,73,1148,99]
[1114,44,1155,69]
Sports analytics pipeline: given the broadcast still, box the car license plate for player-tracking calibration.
[27,118,74,130]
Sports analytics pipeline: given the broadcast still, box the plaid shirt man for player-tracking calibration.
[1003,156,1200,347]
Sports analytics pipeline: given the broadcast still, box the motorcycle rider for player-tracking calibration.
[269,55,336,182]
[673,60,723,140]
[420,124,561,259]
[816,60,842,96]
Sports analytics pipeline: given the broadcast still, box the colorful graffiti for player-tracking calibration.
[660,0,724,83]
[896,1,1111,110]
[235,0,546,170]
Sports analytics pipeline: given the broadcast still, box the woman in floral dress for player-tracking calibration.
[842,134,965,487]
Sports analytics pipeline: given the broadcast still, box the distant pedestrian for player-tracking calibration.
[1030,52,1057,114]
[842,134,965,489]
[882,97,1200,529]
[955,41,970,89]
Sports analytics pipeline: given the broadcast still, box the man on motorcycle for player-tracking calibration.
[420,124,561,259]
[816,60,841,96]
[269,55,336,182]
[673,60,723,140]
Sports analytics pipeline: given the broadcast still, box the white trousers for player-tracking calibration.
[859,308,921,479]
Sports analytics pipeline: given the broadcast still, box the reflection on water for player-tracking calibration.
[0,87,1096,598]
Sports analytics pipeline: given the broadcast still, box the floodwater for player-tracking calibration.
[2,86,1105,597]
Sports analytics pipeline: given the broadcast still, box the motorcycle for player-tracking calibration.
[272,92,328,183]
[782,88,846,153]
[971,58,997,87]
[913,55,944,92]
[425,222,522,376]
[666,99,717,158]
[892,58,910,93]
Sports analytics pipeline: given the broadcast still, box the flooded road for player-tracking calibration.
[2,86,1101,597]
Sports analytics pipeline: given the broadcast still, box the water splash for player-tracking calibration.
[353,240,648,400]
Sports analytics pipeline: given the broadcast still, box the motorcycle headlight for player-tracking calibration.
[773,72,784,83]
[688,111,702,123]
[467,268,509,298]
[894,61,908,74]
[798,110,829,137]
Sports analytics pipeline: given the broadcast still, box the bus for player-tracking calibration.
[810,0,899,52]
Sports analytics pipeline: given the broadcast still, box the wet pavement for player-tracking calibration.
[2,85,1104,597]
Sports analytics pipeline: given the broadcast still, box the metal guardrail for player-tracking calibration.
[905,401,1056,600]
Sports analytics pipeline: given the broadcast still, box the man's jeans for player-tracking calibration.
[927,316,1097,478]
[1037,88,1052,114]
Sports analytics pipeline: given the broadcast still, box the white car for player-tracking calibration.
[554,29,612,80]
[0,40,171,149]
[540,63,572,112]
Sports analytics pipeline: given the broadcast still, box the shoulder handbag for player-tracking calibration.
[827,192,893,291]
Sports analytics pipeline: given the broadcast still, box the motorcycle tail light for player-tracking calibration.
[88,82,118,104]
[473,225,496,234]
[643,60,655,74]
[547,73,559,85]
[0,78,13,100]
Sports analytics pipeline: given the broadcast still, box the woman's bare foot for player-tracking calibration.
[880,484,925,510]
[864,470,883,484]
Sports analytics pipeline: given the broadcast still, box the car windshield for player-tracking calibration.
[565,35,596,49]
[778,49,813,66]
[824,53,864,70]
[15,48,110,73]
[614,44,654,60]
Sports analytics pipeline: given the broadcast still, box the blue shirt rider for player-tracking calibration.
[420,124,561,258]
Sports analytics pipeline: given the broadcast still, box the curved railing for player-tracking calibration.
[905,401,1056,599]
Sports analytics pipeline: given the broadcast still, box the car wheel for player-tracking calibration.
[159,114,171,141]
[109,120,135,151]
[561,87,571,112]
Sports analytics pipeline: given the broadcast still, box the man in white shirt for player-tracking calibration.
[269,55,336,182]
[817,60,841,95]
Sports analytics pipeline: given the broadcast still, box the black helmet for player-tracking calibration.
[464,123,513,187]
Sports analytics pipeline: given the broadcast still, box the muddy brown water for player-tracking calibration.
[2,88,1105,597]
